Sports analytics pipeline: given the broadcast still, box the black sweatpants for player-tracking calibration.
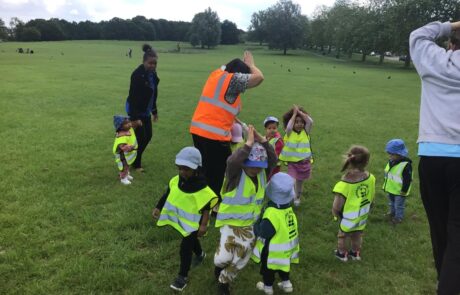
[260,245,290,286]
[132,117,152,169]
[419,156,460,295]
[179,231,202,277]
[192,134,231,197]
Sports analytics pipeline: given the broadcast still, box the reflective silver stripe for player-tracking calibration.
[125,152,137,163]
[191,121,230,137]
[253,244,262,258]
[342,204,371,219]
[214,72,229,99]
[216,212,255,220]
[387,173,403,184]
[284,142,310,149]
[269,238,299,252]
[340,218,367,229]
[259,171,266,188]
[199,96,239,115]
[159,213,197,233]
[280,151,311,158]
[291,251,299,259]
[222,194,256,205]
[163,201,201,223]
[267,258,290,266]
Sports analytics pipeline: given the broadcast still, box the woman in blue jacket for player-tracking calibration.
[126,44,159,172]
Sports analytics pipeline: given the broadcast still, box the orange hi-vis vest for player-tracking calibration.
[190,69,242,141]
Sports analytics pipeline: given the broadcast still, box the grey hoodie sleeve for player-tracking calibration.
[409,21,452,75]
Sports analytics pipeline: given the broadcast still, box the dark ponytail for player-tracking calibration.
[142,43,157,61]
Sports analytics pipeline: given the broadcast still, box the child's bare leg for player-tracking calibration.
[350,231,363,252]
[337,230,348,253]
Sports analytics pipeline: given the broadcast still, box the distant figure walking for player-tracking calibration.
[410,20,460,294]
[128,48,132,58]
[125,44,159,172]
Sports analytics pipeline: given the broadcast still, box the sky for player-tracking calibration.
[0,0,337,30]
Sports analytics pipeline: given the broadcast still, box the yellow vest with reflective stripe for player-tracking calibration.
[268,137,281,166]
[157,175,218,237]
[333,174,376,232]
[279,130,311,162]
[251,207,299,272]
[215,170,266,227]
[113,128,138,171]
[383,162,412,196]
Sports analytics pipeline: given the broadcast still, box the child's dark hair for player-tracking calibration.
[282,106,308,128]
[341,145,370,172]
[225,58,250,74]
[142,44,157,61]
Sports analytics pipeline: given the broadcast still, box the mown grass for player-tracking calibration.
[0,40,434,295]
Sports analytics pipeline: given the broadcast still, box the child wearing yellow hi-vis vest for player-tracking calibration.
[280,105,313,206]
[152,147,219,292]
[112,115,142,185]
[252,172,299,295]
[332,146,375,262]
[214,126,277,295]
[382,139,413,224]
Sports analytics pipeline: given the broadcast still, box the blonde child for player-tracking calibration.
[332,146,375,261]
[279,105,313,206]
[113,115,141,185]
[264,116,284,180]
[152,147,218,292]
[252,172,299,295]
[214,126,277,295]
[382,139,413,224]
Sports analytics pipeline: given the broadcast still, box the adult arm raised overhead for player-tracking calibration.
[243,51,264,88]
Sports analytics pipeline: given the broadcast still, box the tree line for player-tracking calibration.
[1,0,460,64]
[0,14,242,46]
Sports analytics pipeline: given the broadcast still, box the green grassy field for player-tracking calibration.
[0,40,434,295]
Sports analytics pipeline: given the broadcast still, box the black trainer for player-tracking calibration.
[217,282,230,295]
[170,275,188,292]
[192,251,206,268]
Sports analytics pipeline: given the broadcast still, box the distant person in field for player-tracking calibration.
[332,146,375,262]
[128,48,132,58]
[263,116,284,180]
[189,50,264,197]
[382,139,413,225]
[280,105,313,206]
[410,20,460,294]
[125,44,159,172]
[152,147,218,292]
[112,115,142,185]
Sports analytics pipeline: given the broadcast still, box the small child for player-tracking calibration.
[279,105,314,206]
[113,115,141,185]
[214,126,277,295]
[264,116,284,180]
[231,122,245,152]
[152,147,218,292]
[252,172,299,295]
[382,139,413,224]
[332,146,375,262]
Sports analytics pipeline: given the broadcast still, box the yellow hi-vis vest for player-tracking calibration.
[113,128,138,171]
[333,174,376,233]
[382,162,412,196]
[157,175,218,237]
[279,130,311,163]
[215,170,266,227]
[268,137,281,167]
[251,207,299,272]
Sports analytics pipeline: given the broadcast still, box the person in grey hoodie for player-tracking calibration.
[410,20,460,295]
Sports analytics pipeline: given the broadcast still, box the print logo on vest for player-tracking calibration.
[355,184,369,199]
[286,212,297,239]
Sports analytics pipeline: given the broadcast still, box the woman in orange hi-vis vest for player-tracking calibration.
[190,51,264,197]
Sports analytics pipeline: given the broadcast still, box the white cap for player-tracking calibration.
[264,116,279,126]
[175,147,202,169]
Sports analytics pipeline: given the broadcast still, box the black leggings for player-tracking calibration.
[192,134,231,196]
[132,117,152,168]
[260,246,290,286]
[419,156,460,295]
[179,231,202,277]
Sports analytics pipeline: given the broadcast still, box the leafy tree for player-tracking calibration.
[25,19,65,41]
[248,11,268,45]
[221,20,240,44]
[21,27,41,41]
[189,7,221,49]
[9,17,25,40]
[264,0,308,55]
[0,18,8,40]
